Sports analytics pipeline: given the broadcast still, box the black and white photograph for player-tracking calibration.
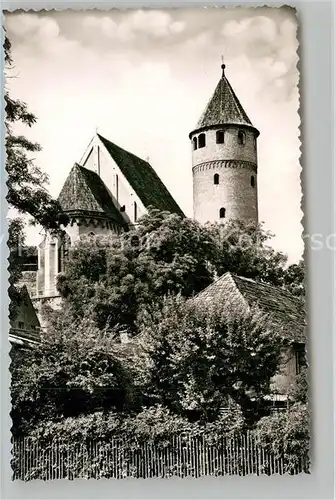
[4,6,309,480]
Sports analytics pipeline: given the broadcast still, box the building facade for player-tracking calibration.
[34,133,184,307]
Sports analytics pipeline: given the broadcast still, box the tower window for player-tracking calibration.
[214,173,219,185]
[198,133,206,149]
[134,201,138,222]
[219,207,226,219]
[193,137,198,151]
[238,130,246,145]
[216,130,225,144]
[251,175,255,187]
[115,174,119,202]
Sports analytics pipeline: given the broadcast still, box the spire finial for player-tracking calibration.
[221,54,226,78]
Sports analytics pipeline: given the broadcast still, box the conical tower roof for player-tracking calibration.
[58,163,126,226]
[190,64,259,137]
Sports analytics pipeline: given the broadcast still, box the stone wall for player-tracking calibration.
[191,126,259,225]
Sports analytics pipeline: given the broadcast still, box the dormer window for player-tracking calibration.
[219,207,226,219]
[216,130,225,144]
[193,137,197,151]
[198,133,206,149]
[214,173,219,185]
[238,130,246,145]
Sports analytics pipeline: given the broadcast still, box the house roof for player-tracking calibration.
[9,286,41,346]
[190,65,258,136]
[98,134,185,217]
[58,163,126,226]
[195,272,306,344]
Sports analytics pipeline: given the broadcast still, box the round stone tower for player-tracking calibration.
[190,63,260,225]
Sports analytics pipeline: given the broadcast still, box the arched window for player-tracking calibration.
[134,201,138,222]
[198,133,206,148]
[238,130,246,145]
[193,137,198,151]
[251,175,255,187]
[219,207,226,219]
[216,130,225,144]
[214,173,219,185]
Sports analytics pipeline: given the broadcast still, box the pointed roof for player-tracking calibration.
[98,134,185,217]
[195,272,306,343]
[190,64,259,137]
[58,163,126,226]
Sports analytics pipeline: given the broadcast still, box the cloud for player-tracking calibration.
[4,8,302,263]
[81,10,185,43]
[5,13,60,40]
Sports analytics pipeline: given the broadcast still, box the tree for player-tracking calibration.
[57,209,216,333]
[11,315,136,436]
[138,294,283,425]
[5,35,68,320]
[57,209,304,335]
[282,259,305,299]
[5,36,68,232]
[208,219,288,287]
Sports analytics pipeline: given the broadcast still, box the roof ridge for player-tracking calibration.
[232,274,302,301]
[97,133,185,217]
[97,133,149,165]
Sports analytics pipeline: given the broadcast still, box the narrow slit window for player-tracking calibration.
[115,174,119,202]
[219,207,226,219]
[134,201,138,222]
[198,133,206,148]
[193,137,197,151]
[251,175,255,187]
[214,173,219,185]
[97,146,101,176]
[216,131,224,144]
[238,130,246,145]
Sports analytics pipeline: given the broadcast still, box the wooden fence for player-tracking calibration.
[12,432,309,480]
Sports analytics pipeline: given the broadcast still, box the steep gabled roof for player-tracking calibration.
[9,286,41,346]
[195,272,306,344]
[98,134,185,217]
[190,65,258,136]
[58,163,126,226]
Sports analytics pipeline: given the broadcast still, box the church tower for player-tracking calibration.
[190,63,260,225]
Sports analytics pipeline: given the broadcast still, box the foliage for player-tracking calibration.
[138,295,283,424]
[11,316,136,436]
[208,219,288,287]
[57,209,216,332]
[57,209,304,334]
[256,403,310,473]
[5,36,68,231]
[282,260,305,299]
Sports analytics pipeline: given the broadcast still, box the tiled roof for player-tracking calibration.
[191,68,257,134]
[58,163,126,226]
[98,134,185,217]
[195,272,306,344]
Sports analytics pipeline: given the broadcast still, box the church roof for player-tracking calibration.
[58,163,126,226]
[98,134,185,217]
[190,65,258,136]
[195,272,306,344]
